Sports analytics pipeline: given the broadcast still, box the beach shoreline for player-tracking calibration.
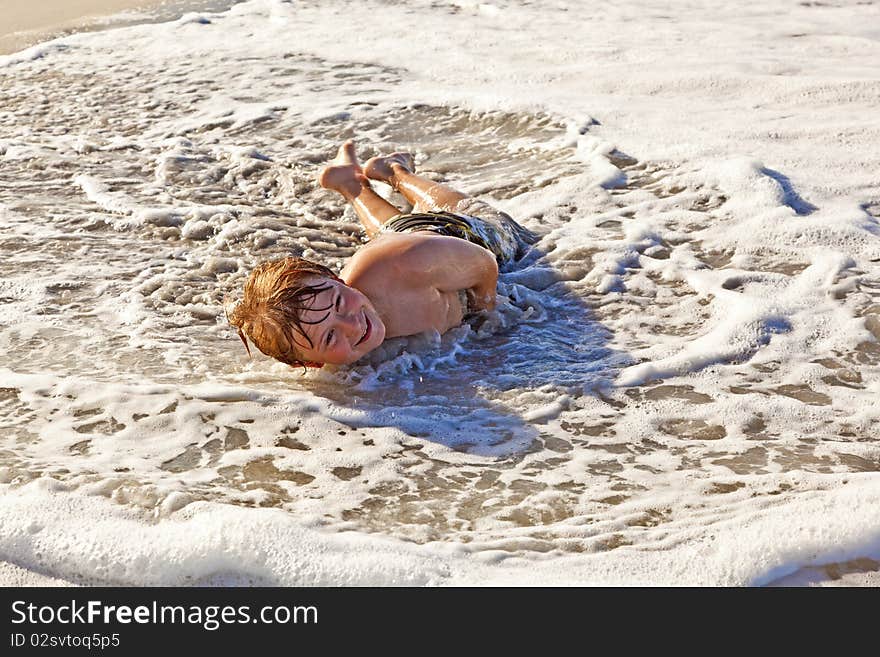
[0,0,241,55]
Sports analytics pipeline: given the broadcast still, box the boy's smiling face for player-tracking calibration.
[293,277,386,365]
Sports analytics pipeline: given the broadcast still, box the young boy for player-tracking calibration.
[227,140,534,369]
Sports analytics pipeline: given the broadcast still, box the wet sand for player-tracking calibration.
[768,558,880,587]
[0,0,241,55]
[0,560,74,586]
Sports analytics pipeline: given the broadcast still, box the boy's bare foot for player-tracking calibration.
[317,140,369,199]
[363,152,416,188]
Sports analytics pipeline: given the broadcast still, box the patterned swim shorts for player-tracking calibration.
[379,197,536,267]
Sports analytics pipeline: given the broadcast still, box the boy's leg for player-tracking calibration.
[364,153,469,213]
[318,141,401,239]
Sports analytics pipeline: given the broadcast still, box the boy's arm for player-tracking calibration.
[397,234,499,310]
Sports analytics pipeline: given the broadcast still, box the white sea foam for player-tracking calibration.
[1,0,879,586]
[2,475,880,585]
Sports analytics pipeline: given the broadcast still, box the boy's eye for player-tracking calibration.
[326,329,334,346]
[334,295,341,312]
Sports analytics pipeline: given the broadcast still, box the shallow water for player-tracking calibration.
[1,0,879,585]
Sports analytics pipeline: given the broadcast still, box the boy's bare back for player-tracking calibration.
[340,231,498,339]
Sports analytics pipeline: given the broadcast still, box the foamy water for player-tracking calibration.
[1,0,879,585]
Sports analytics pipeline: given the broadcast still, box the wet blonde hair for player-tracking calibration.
[226,257,342,369]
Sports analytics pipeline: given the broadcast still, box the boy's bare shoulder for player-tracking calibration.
[340,232,443,282]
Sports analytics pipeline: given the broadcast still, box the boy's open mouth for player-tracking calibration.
[355,312,371,346]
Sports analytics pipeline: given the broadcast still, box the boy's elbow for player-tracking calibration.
[486,251,499,288]
[473,252,498,309]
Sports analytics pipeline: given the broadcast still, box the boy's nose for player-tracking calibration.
[337,310,361,336]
